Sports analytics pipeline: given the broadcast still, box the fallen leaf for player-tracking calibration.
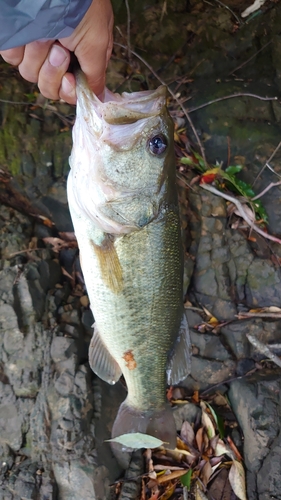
[158,482,176,499]
[180,468,192,488]
[201,402,216,439]
[157,469,188,484]
[180,421,195,445]
[227,436,243,461]
[200,460,212,486]
[196,427,204,453]
[107,432,163,449]
[228,460,247,500]
[214,438,229,457]
[195,485,209,500]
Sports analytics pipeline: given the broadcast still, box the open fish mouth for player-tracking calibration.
[76,70,167,125]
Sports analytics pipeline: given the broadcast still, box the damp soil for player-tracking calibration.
[1,1,281,499]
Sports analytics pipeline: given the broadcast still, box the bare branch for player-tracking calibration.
[114,42,206,163]
[200,183,281,244]
[188,93,277,113]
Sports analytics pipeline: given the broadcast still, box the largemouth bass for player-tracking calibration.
[67,72,191,464]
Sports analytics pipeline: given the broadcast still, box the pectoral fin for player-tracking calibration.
[89,324,122,385]
[91,235,123,294]
[166,312,191,385]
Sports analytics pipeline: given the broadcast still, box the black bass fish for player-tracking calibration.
[67,72,191,464]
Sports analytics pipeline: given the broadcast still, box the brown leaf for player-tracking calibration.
[208,467,232,500]
[180,421,195,445]
[200,460,212,486]
[196,427,204,452]
[226,436,243,461]
[157,469,189,484]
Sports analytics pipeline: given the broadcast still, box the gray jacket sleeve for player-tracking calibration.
[0,0,92,50]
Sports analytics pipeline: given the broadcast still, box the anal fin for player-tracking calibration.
[166,312,191,385]
[89,323,122,385]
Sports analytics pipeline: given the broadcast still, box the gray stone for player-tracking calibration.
[190,331,231,361]
[0,404,22,451]
[228,378,280,474]
[190,357,236,387]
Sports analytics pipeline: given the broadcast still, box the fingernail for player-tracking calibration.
[49,45,68,67]
[61,76,75,96]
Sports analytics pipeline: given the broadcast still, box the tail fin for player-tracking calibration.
[111,399,177,468]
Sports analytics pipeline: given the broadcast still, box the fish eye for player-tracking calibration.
[148,134,167,155]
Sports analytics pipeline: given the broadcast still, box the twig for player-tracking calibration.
[188,92,277,113]
[228,39,272,75]
[176,173,194,190]
[252,139,281,185]
[251,180,281,200]
[200,183,281,244]
[8,248,41,258]
[124,0,132,63]
[265,163,281,179]
[246,333,281,369]
[114,42,206,163]
[211,0,242,24]
[0,98,33,105]
[200,368,259,397]
[237,312,281,319]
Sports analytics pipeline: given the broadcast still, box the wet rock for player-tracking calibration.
[173,403,201,432]
[0,404,22,451]
[53,460,110,500]
[190,331,231,361]
[1,460,57,500]
[228,377,281,499]
[189,357,236,389]
[41,196,73,232]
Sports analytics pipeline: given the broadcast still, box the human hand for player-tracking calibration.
[0,0,114,104]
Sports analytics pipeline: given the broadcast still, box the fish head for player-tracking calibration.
[68,72,176,234]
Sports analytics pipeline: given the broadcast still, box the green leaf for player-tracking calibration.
[106,432,164,449]
[225,165,243,175]
[180,157,194,165]
[180,468,192,489]
[193,151,207,171]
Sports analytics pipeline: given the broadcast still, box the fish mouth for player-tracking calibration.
[75,71,167,127]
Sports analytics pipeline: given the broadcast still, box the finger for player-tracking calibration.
[60,73,76,105]
[18,40,53,83]
[37,43,71,100]
[75,30,112,96]
[0,46,25,66]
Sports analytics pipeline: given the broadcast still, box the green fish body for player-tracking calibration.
[67,72,191,466]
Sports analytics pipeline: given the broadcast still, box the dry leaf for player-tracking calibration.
[200,460,212,486]
[195,485,208,500]
[158,482,176,499]
[201,402,216,439]
[180,421,195,445]
[228,460,247,500]
[157,469,189,484]
[214,438,228,457]
[196,427,204,452]
[227,436,243,461]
